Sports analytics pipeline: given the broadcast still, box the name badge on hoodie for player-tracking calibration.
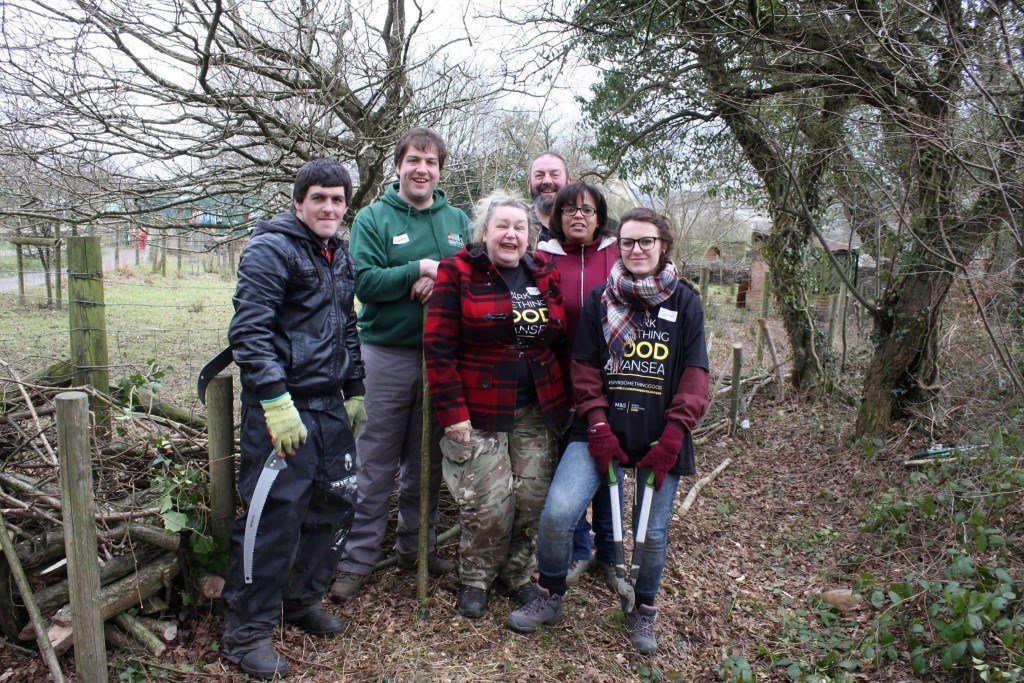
[393,233,410,245]
[447,232,464,247]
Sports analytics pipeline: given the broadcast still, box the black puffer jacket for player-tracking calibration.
[230,212,365,406]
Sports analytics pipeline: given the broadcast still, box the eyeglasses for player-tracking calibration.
[618,237,660,251]
[561,205,597,217]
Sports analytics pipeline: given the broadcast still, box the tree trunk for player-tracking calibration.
[856,261,951,437]
[763,215,835,397]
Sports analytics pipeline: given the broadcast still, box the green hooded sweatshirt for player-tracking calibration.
[350,182,472,348]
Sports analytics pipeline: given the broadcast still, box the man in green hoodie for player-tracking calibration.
[331,127,471,600]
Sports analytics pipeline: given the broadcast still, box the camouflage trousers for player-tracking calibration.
[440,404,557,591]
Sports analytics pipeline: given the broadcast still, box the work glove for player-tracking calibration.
[260,392,308,456]
[635,424,684,491]
[587,422,629,476]
[344,395,366,438]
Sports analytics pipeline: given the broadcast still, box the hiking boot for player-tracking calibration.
[627,604,658,654]
[230,642,287,680]
[398,552,455,577]
[457,585,488,618]
[506,587,564,633]
[329,571,368,601]
[566,556,592,585]
[595,560,618,592]
[287,606,347,636]
[508,581,541,607]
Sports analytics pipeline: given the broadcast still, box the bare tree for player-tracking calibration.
[0,0,507,238]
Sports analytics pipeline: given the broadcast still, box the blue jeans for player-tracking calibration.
[537,440,679,606]
[571,477,616,563]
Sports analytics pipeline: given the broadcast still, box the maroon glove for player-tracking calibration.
[635,424,684,491]
[587,422,629,476]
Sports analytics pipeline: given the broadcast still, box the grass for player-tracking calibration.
[0,265,235,405]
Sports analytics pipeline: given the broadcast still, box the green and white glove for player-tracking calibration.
[260,392,308,456]
[344,395,366,438]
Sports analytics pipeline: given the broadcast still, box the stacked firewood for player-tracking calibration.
[0,359,213,666]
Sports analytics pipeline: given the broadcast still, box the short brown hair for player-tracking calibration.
[394,127,447,170]
[619,207,675,271]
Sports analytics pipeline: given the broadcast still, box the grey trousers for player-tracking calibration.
[337,343,442,575]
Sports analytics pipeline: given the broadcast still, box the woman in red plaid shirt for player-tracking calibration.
[424,193,572,619]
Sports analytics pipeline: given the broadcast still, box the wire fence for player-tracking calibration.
[0,242,239,408]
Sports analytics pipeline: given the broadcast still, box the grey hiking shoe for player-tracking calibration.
[627,604,658,654]
[329,571,368,601]
[506,587,564,633]
[566,556,592,585]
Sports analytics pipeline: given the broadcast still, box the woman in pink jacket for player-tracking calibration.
[536,181,619,585]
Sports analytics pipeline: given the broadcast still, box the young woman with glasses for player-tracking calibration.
[536,181,621,588]
[508,207,710,655]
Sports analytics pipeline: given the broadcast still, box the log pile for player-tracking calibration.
[0,359,212,669]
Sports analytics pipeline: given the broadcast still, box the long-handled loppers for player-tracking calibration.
[628,469,656,589]
[607,466,635,612]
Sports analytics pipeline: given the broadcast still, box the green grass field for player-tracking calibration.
[0,267,236,406]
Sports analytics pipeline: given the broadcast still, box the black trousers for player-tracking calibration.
[221,403,357,655]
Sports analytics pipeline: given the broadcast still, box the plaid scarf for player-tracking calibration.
[601,260,678,372]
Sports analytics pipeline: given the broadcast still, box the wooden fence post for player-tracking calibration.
[729,343,743,435]
[67,236,110,431]
[755,274,771,367]
[176,228,184,277]
[839,283,849,373]
[15,241,25,305]
[54,224,63,312]
[206,372,235,550]
[827,294,840,349]
[160,232,168,277]
[55,391,107,680]
[699,266,710,303]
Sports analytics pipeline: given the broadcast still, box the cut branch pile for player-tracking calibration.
[0,359,208,666]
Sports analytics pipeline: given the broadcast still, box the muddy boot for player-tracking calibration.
[228,642,288,680]
[329,571,368,601]
[287,606,347,637]
[457,585,488,618]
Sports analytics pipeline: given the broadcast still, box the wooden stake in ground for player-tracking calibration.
[729,344,743,435]
[207,371,236,550]
[417,307,431,605]
[758,318,786,402]
[55,390,107,679]
[67,236,111,432]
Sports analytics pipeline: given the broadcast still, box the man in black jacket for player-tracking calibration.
[220,159,365,680]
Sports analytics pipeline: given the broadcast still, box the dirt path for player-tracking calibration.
[155,398,901,682]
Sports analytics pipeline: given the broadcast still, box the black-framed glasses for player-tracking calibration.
[561,205,597,216]
[618,236,660,251]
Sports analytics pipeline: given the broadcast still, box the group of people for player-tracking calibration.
[219,127,710,680]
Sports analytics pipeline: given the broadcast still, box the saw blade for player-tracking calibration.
[243,451,288,584]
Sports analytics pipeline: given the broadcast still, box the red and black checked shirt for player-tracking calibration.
[425,246,571,433]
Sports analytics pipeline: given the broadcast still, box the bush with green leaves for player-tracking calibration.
[150,452,229,574]
[854,429,1024,679]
